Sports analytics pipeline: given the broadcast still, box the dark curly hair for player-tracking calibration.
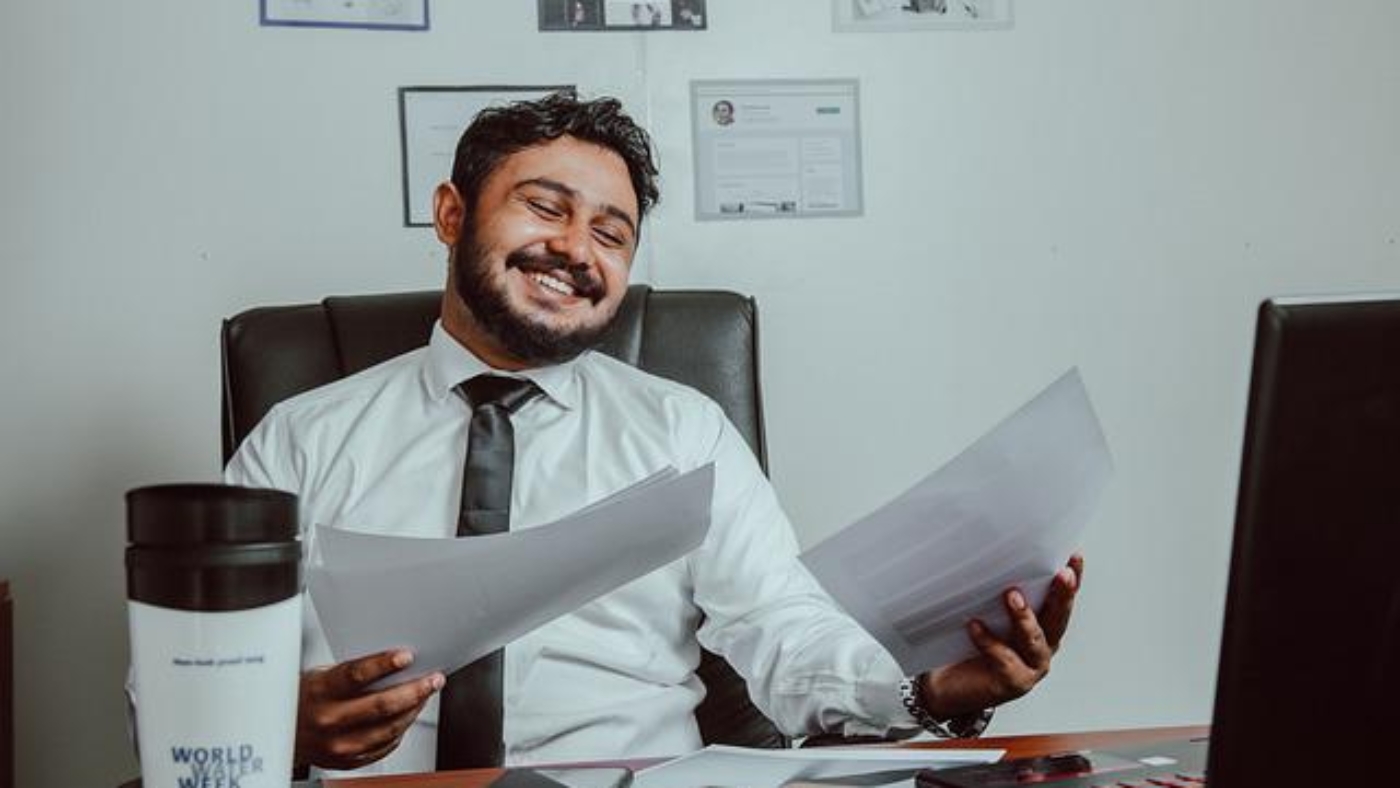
[450,91,660,228]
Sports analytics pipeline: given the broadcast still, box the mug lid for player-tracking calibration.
[127,484,298,546]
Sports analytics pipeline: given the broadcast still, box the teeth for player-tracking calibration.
[530,272,576,296]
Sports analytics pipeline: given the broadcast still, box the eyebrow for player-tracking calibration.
[516,177,638,237]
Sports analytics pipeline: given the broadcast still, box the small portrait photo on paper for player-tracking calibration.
[711,100,735,127]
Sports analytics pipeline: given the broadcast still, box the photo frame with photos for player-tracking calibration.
[260,0,430,31]
[833,0,1013,32]
[398,86,573,227]
[538,0,707,31]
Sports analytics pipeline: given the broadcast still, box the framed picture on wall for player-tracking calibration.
[691,79,864,221]
[260,0,430,31]
[399,86,574,227]
[537,0,707,31]
[832,0,1013,32]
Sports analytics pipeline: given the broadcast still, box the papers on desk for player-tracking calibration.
[801,369,1112,673]
[306,464,714,684]
[633,744,1004,788]
[320,766,632,788]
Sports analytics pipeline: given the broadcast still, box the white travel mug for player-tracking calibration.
[126,484,302,788]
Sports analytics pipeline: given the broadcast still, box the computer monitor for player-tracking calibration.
[1209,294,1400,786]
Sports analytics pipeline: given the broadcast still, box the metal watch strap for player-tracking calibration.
[899,676,994,739]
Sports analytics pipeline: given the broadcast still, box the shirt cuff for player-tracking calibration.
[850,648,922,734]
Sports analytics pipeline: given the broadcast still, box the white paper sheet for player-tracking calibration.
[801,369,1112,673]
[306,464,713,685]
[633,744,1003,788]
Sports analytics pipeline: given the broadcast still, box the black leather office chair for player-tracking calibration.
[220,284,789,751]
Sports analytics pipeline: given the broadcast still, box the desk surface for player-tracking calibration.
[322,725,1210,788]
[910,723,1208,760]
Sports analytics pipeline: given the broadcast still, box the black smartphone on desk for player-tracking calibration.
[916,739,1206,788]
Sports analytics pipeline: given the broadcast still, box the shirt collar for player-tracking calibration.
[422,321,580,411]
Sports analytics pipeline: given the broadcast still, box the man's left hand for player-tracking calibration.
[919,553,1084,720]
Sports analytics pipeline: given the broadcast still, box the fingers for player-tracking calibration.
[970,553,1085,694]
[965,619,1040,701]
[1038,553,1083,651]
[296,650,444,771]
[998,553,1084,669]
[931,559,1086,716]
[310,672,443,731]
[1003,589,1053,671]
[312,692,436,770]
[312,649,415,700]
[961,586,1059,698]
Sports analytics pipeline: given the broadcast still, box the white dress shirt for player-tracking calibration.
[226,322,915,777]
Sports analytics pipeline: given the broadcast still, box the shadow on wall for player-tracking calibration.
[3,398,214,786]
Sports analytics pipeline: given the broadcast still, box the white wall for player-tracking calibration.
[2,1,1397,784]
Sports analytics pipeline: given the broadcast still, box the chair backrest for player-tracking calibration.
[220,284,787,749]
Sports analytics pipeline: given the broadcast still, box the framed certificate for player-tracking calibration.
[261,0,430,31]
[398,86,573,227]
[691,79,863,221]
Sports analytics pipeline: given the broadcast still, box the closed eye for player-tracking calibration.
[527,198,565,219]
[593,227,627,248]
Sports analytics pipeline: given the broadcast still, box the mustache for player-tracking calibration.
[505,249,606,302]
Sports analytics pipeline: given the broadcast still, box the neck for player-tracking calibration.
[439,291,533,372]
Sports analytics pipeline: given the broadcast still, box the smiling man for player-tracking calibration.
[441,134,638,370]
[224,93,1083,778]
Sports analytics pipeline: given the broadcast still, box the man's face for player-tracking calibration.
[437,136,640,368]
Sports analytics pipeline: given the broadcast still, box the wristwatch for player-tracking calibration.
[900,676,994,739]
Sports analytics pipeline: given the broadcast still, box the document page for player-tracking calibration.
[633,744,1003,788]
[306,464,713,685]
[801,369,1112,673]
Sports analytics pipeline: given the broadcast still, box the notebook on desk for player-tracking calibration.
[922,294,1400,788]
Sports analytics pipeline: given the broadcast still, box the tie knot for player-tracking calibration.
[458,374,541,414]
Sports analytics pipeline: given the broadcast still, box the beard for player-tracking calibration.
[451,231,617,366]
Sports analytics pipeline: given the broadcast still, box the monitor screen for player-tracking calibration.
[1210,295,1400,786]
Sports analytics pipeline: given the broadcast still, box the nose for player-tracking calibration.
[546,218,592,267]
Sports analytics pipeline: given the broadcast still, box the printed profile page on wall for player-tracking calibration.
[691,79,864,222]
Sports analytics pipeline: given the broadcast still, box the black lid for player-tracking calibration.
[126,484,298,546]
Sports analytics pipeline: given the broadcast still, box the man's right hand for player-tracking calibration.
[296,649,445,771]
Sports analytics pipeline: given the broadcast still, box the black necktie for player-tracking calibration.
[436,374,541,771]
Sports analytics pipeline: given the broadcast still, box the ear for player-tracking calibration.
[433,182,465,246]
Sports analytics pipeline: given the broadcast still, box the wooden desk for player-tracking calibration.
[323,725,1210,788]
[909,723,1208,761]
